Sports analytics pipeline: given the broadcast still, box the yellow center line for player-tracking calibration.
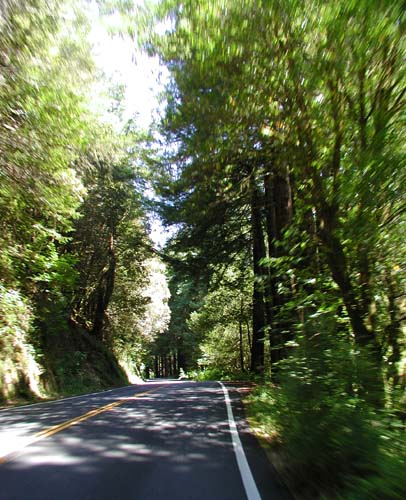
[0,386,162,464]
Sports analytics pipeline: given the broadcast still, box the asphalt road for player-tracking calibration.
[0,381,291,500]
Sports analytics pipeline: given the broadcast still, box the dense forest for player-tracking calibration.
[0,0,171,397]
[1,0,405,498]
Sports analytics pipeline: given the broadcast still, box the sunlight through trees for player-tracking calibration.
[0,1,405,498]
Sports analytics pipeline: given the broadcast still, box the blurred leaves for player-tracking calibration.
[0,0,167,397]
[144,0,406,496]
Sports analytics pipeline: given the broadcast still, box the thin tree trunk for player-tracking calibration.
[239,297,245,372]
[250,179,266,374]
[172,353,177,377]
[245,319,252,350]
[385,271,402,387]
[154,355,158,378]
[92,234,116,338]
[319,208,384,406]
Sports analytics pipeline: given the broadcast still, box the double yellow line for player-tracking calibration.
[0,386,161,464]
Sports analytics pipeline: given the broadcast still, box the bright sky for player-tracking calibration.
[86,0,172,248]
[88,3,165,129]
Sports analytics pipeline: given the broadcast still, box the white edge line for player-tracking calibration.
[219,381,262,500]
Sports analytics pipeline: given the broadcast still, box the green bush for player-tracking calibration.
[248,312,406,498]
[189,367,227,381]
[189,367,256,381]
[0,285,43,400]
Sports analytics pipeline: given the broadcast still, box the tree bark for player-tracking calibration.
[92,234,116,338]
[264,166,293,374]
[250,179,266,374]
[385,271,402,388]
[318,206,384,406]
[239,298,245,372]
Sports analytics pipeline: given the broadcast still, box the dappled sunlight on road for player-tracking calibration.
[0,383,163,461]
[0,382,253,500]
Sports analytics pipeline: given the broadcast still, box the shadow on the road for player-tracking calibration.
[0,383,255,500]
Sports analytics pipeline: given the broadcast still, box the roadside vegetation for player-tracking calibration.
[0,0,170,401]
[141,1,406,498]
[1,0,405,498]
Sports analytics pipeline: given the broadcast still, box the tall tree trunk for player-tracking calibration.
[319,207,373,346]
[245,318,252,351]
[154,355,158,378]
[173,353,178,377]
[264,166,293,375]
[177,349,186,373]
[239,297,245,372]
[294,65,385,406]
[319,206,384,406]
[250,179,266,374]
[385,271,402,388]
[92,234,116,338]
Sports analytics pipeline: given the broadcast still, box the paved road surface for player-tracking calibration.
[0,381,291,500]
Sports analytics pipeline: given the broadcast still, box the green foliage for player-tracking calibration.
[0,0,110,399]
[189,367,254,382]
[0,0,94,289]
[108,256,171,378]
[0,0,167,400]
[0,286,32,360]
[0,5,404,500]
[44,325,128,396]
[188,265,252,373]
[145,0,405,495]
[247,312,406,498]
[146,0,405,377]
[189,368,229,381]
[0,284,42,400]
[153,267,206,373]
